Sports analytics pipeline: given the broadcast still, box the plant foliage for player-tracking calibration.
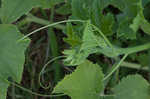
[53,60,104,99]
[113,75,150,99]
[0,25,30,99]
[0,0,150,99]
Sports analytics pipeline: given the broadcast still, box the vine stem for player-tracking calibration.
[103,54,128,81]
[39,56,66,89]
[26,14,65,30]
[0,76,65,97]
[121,61,149,71]
[18,19,85,41]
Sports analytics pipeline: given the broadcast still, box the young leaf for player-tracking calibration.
[113,75,150,99]
[53,60,104,99]
[63,21,109,66]
[63,21,122,66]
[0,24,30,99]
[63,47,99,66]
[63,23,82,47]
[80,21,108,51]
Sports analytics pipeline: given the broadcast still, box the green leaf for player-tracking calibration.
[53,60,104,99]
[63,21,123,66]
[141,19,150,35]
[63,23,82,47]
[0,0,64,23]
[0,0,37,23]
[142,0,150,7]
[63,21,107,66]
[39,0,64,9]
[56,3,72,15]
[0,79,9,99]
[112,0,150,39]
[80,21,123,58]
[63,47,99,66]
[71,0,92,20]
[91,0,115,36]
[72,0,115,35]
[113,75,150,99]
[128,0,150,36]
[113,0,143,39]
[71,0,110,20]
[117,19,136,39]
[0,24,30,99]
[81,21,108,51]
[71,0,150,39]
[136,53,149,66]
[99,13,115,36]
[130,14,142,33]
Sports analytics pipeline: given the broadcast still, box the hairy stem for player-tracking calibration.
[122,42,150,54]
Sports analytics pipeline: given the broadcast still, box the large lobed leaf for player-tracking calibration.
[53,60,104,99]
[113,75,150,99]
[0,24,30,99]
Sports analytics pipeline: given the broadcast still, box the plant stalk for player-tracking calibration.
[26,14,65,30]
[122,43,150,54]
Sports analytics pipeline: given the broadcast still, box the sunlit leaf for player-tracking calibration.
[53,60,104,99]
